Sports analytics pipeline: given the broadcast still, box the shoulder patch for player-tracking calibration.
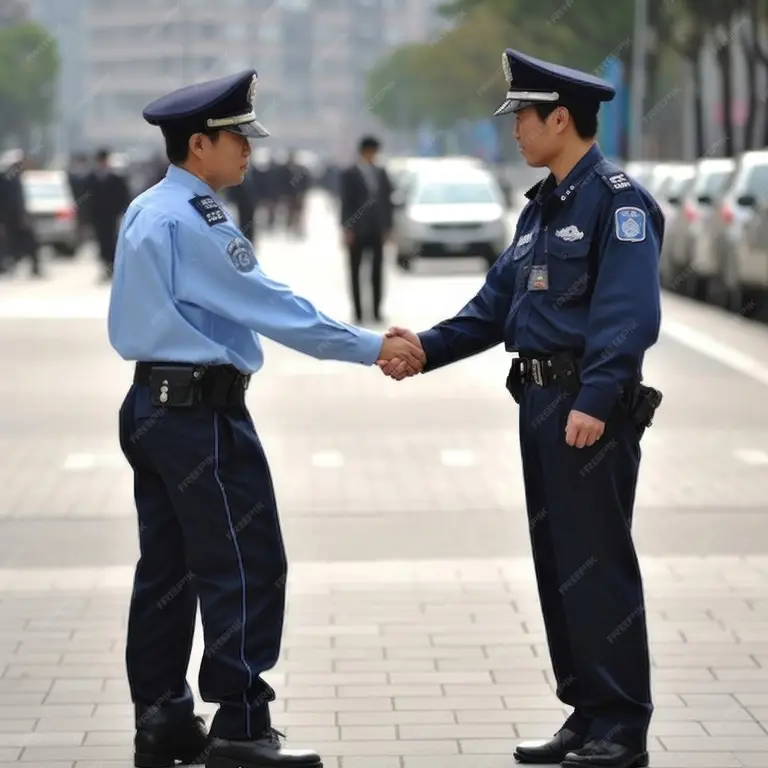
[226,237,257,273]
[189,195,227,227]
[614,206,646,242]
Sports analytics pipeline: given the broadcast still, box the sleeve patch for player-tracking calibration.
[614,206,646,242]
[226,237,257,273]
[189,195,227,226]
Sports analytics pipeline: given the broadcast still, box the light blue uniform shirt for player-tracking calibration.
[108,164,383,373]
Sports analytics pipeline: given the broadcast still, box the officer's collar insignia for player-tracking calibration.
[247,75,258,104]
[555,225,585,242]
[502,52,512,85]
[517,231,534,247]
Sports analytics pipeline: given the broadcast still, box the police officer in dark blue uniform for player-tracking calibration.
[381,49,663,768]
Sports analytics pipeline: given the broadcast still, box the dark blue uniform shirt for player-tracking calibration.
[418,144,663,422]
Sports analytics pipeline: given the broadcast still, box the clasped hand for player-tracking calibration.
[377,327,424,380]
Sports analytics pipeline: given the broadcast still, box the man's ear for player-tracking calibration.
[553,106,571,134]
[188,132,205,159]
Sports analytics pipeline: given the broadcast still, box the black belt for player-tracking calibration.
[134,362,250,408]
[509,351,581,389]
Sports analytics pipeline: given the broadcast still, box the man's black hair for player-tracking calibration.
[533,101,599,140]
[358,135,381,153]
[162,128,221,164]
[95,148,110,162]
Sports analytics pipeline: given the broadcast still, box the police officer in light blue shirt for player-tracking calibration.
[380,50,663,768]
[109,69,424,768]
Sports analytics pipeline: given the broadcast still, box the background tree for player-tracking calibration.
[0,22,59,151]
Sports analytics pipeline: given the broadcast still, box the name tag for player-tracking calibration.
[527,265,548,291]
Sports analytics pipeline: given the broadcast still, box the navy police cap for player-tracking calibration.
[494,49,616,117]
[143,69,269,139]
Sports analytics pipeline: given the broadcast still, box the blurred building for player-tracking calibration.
[81,0,447,160]
[0,0,28,25]
[27,0,86,160]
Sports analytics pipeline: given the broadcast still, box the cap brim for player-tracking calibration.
[493,99,534,117]
[224,119,270,138]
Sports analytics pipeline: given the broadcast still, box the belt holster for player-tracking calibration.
[625,383,663,437]
[147,365,203,408]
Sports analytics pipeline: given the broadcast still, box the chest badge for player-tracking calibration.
[615,206,646,242]
[554,225,584,242]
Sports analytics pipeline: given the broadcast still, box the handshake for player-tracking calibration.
[376,327,425,380]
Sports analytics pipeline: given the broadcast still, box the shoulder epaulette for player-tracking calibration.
[596,161,634,194]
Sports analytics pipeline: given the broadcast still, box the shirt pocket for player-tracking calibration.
[546,237,592,299]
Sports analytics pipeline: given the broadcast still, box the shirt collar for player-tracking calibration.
[166,164,222,202]
[527,143,604,205]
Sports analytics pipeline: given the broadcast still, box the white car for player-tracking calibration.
[21,170,79,256]
[394,167,508,270]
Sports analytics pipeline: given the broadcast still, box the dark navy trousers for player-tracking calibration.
[519,383,652,751]
[119,384,287,740]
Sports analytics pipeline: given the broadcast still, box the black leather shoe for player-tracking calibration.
[562,740,649,768]
[514,727,585,763]
[134,714,209,767]
[206,729,322,767]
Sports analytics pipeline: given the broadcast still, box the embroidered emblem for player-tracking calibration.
[189,195,226,227]
[502,52,512,83]
[226,237,256,273]
[615,206,646,242]
[608,173,632,191]
[555,225,584,242]
[247,74,257,104]
[517,231,533,248]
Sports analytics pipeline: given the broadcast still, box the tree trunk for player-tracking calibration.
[744,49,758,148]
[716,37,735,156]
[692,52,706,157]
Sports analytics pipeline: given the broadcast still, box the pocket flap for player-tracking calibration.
[549,237,592,260]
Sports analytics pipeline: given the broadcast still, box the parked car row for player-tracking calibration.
[627,152,768,313]
[385,156,511,271]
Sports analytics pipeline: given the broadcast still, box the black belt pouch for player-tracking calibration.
[148,365,200,408]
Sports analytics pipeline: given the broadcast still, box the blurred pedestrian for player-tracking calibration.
[85,148,131,282]
[283,150,310,238]
[226,160,258,243]
[67,152,92,249]
[379,48,664,768]
[107,68,423,768]
[339,136,394,323]
[0,150,42,277]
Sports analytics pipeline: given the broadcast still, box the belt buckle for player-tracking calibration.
[531,359,544,387]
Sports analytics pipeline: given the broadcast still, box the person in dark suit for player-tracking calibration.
[227,161,258,243]
[85,148,131,282]
[339,136,394,323]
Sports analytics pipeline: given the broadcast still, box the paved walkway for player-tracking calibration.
[0,557,767,766]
